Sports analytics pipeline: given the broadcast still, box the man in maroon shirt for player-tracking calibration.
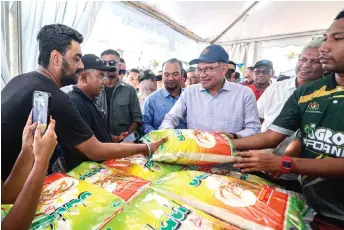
[241,66,254,86]
[248,60,274,100]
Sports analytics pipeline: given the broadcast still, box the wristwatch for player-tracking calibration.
[280,156,292,174]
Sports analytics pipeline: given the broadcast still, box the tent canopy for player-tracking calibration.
[140,1,343,47]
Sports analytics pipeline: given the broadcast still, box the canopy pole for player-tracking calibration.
[211,1,259,44]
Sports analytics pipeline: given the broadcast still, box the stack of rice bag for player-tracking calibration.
[1,128,310,229]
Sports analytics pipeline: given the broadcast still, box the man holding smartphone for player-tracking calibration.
[1,24,167,178]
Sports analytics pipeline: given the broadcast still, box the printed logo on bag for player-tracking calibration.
[303,124,344,157]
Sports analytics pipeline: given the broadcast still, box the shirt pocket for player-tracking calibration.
[115,97,130,123]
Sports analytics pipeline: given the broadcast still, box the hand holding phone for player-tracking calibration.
[32,91,51,135]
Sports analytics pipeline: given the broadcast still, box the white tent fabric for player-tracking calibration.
[21,1,103,73]
[82,1,202,70]
[143,1,343,46]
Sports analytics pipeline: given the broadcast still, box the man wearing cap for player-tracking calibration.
[96,50,142,139]
[137,69,159,109]
[143,58,187,134]
[248,60,274,100]
[159,44,261,138]
[186,67,199,86]
[68,54,127,144]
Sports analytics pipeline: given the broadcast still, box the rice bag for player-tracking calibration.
[99,189,240,230]
[67,162,150,201]
[104,154,183,181]
[141,129,237,165]
[183,165,278,187]
[15,173,125,230]
[152,171,306,230]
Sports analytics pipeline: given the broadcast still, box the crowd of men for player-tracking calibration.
[1,10,344,230]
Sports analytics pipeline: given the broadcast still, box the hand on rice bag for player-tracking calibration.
[104,154,183,181]
[152,171,306,230]
[141,129,237,165]
[67,162,150,201]
[99,189,240,230]
[29,173,125,230]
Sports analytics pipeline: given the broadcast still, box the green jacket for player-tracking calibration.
[96,80,142,136]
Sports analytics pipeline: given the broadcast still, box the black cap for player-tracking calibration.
[254,59,274,70]
[139,69,159,83]
[187,66,196,73]
[81,54,116,72]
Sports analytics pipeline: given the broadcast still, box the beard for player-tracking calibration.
[60,58,77,87]
[105,72,118,79]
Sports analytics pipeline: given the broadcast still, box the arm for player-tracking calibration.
[236,90,261,138]
[2,118,57,230]
[2,112,36,204]
[142,97,155,134]
[283,139,302,158]
[232,151,344,177]
[127,87,142,135]
[75,135,167,161]
[159,90,187,129]
[232,130,287,150]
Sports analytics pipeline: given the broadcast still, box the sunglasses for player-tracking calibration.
[119,69,126,75]
[103,60,118,66]
[253,69,272,76]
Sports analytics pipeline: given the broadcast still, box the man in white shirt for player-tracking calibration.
[257,37,325,154]
[159,44,261,138]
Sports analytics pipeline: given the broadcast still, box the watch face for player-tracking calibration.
[282,161,291,169]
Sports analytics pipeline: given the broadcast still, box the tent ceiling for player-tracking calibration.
[141,1,343,44]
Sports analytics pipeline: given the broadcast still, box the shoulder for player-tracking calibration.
[146,88,163,101]
[230,82,255,95]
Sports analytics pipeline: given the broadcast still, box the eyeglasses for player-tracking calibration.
[196,65,226,75]
[103,60,118,67]
[253,69,272,76]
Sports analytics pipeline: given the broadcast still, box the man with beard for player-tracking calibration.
[1,24,167,178]
[159,45,260,137]
[248,60,274,100]
[97,49,142,140]
[231,11,344,227]
[142,58,187,134]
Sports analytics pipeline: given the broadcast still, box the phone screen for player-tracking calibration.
[32,91,50,134]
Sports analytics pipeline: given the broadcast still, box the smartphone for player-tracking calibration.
[32,91,51,135]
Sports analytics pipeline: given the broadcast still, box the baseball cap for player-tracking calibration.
[187,66,196,73]
[189,44,229,65]
[81,54,116,72]
[139,69,161,83]
[254,59,274,70]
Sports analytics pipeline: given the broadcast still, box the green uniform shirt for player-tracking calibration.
[270,75,344,160]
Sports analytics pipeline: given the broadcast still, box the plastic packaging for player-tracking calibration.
[7,173,126,229]
[67,162,150,201]
[104,154,183,181]
[100,189,240,230]
[152,171,306,230]
[141,129,237,165]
